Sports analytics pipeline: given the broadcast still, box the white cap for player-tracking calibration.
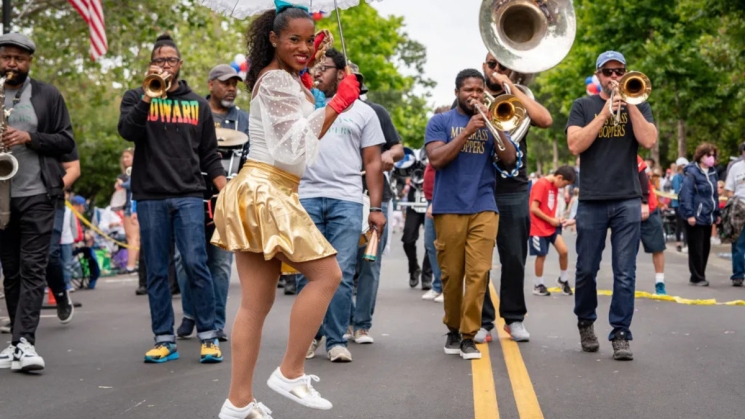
[675,157,689,166]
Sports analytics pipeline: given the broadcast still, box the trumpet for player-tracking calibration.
[609,71,651,125]
[142,72,172,99]
[469,87,527,152]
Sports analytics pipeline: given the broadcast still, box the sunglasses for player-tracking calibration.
[706,153,717,158]
[486,61,508,71]
[600,68,626,77]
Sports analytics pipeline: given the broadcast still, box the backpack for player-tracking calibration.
[720,197,745,243]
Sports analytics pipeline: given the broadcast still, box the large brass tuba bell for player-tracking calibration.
[142,72,172,99]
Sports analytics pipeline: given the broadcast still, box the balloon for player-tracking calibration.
[586,84,598,95]
[595,83,602,93]
[592,74,600,86]
[313,11,323,21]
[239,61,248,72]
[230,62,240,72]
[585,76,593,85]
[234,54,246,64]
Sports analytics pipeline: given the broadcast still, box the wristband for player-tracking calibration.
[369,207,383,212]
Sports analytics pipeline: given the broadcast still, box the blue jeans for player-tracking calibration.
[574,198,641,341]
[176,224,233,330]
[296,197,362,351]
[731,229,745,280]
[351,202,388,331]
[138,198,217,343]
[60,244,73,287]
[424,202,442,293]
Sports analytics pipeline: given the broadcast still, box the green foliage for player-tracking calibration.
[5,0,432,204]
[529,0,745,172]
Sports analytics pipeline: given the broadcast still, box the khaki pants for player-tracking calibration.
[434,212,498,339]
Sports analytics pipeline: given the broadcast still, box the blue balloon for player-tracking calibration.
[585,76,593,85]
[230,62,240,72]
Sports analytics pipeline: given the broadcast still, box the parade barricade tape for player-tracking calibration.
[654,189,727,201]
[546,287,745,306]
[65,201,140,251]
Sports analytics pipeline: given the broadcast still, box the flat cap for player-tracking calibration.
[0,33,36,54]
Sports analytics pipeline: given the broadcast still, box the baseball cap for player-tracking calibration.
[208,64,244,82]
[0,33,36,54]
[347,61,369,95]
[596,51,626,69]
[675,157,689,166]
[71,195,88,210]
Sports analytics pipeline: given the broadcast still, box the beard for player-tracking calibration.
[220,99,235,108]
[483,71,503,93]
[2,70,28,86]
[321,79,340,98]
[601,82,613,96]
[458,98,475,116]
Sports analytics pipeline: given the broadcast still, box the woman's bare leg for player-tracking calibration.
[124,215,140,269]
[227,251,281,408]
[277,254,342,379]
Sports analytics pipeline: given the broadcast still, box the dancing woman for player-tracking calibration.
[212,3,360,418]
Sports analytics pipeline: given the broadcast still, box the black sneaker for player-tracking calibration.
[421,280,432,291]
[135,286,147,296]
[557,278,573,295]
[532,284,551,296]
[283,277,297,295]
[611,332,633,361]
[215,329,229,342]
[578,321,600,352]
[444,331,461,355]
[56,291,74,324]
[733,278,743,287]
[177,317,195,339]
[689,280,710,287]
[277,276,286,289]
[409,269,421,288]
[460,339,481,360]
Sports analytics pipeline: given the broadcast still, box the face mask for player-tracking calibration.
[702,155,715,168]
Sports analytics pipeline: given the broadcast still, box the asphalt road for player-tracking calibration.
[1,231,744,419]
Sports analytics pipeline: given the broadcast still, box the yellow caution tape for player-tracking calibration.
[65,201,139,250]
[546,287,745,306]
[654,189,727,202]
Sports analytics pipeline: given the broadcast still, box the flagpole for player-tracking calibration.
[3,0,10,34]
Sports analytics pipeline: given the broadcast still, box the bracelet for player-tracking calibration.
[492,135,524,179]
[369,207,383,212]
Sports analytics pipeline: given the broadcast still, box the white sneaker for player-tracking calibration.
[711,237,722,245]
[0,343,15,369]
[11,338,45,372]
[422,289,440,300]
[434,293,444,303]
[342,326,353,341]
[353,329,374,344]
[474,328,492,343]
[504,322,530,342]
[266,367,333,410]
[219,399,273,419]
[306,337,323,360]
[327,345,352,362]
[682,246,688,254]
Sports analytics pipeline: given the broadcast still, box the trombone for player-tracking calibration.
[469,84,527,152]
[142,72,172,99]
[609,71,651,125]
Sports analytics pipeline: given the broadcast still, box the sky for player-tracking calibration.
[370,0,489,108]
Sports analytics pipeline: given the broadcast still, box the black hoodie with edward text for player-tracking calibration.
[118,80,223,201]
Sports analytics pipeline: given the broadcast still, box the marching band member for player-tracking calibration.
[426,69,516,361]
[211,3,360,417]
[567,51,657,361]
[118,34,226,365]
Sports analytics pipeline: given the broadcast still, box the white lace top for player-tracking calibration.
[247,70,325,177]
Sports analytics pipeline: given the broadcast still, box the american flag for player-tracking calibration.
[68,0,108,61]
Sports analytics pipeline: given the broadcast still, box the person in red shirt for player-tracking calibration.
[637,156,668,295]
[422,162,443,301]
[529,166,577,296]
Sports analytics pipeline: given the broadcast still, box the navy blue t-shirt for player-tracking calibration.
[425,109,498,215]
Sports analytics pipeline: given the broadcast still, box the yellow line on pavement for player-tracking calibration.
[544,287,745,306]
[491,282,544,419]
[472,340,499,419]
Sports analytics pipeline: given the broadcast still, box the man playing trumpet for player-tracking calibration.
[566,51,657,361]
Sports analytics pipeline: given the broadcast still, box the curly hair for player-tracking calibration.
[245,7,312,91]
[455,69,484,90]
[151,33,180,60]
[693,142,719,165]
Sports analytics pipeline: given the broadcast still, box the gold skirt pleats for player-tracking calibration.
[211,161,337,263]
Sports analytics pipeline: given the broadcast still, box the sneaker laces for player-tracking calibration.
[0,344,14,357]
[252,401,272,416]
[301,374,322,398]
[17,339,37,356]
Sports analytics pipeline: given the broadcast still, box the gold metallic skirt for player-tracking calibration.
[211,161,337,263]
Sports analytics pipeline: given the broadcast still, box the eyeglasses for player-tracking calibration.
[600,68,626,77]
[315,64,339,73]
[486,61,507,71]
[151,57,180,66]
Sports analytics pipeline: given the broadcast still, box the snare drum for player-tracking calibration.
[217,147,244,180]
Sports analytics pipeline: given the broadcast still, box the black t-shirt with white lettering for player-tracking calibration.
[566,95,654,201]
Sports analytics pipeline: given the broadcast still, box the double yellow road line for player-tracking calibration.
[472,282,544,419]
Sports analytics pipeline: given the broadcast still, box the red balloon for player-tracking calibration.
[586,84,598,95]
[313,12,323,21]
[239,61,248,72]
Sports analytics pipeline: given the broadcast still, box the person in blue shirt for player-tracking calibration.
[425,69,516,361]
[672,157,688,252]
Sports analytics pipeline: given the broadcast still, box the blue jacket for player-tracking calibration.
[671,173,684,208]
[679,163,720,226]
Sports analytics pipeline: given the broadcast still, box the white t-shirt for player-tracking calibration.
[299,100,385,204]
[60,207,74,245]
[98,207,125,236]
[725,160,745,200]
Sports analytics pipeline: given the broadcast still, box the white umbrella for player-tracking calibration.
[198,0,384,62]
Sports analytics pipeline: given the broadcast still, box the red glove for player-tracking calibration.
[328,73,360,114]
[314,31,326,55]
[300,72,314,90]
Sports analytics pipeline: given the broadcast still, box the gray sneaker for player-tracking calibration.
[611,332,633,361]
[578,321,600,352]
[327,345,352,362]
[306,337,323,360]
[504,322,530,342]
[444,331,461,355]
[474,328,492,343]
